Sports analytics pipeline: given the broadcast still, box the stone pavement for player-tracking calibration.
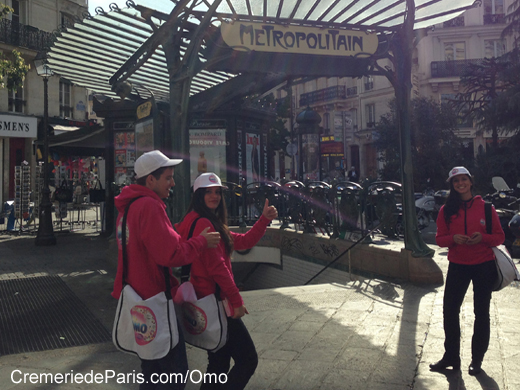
[0,220,519,390]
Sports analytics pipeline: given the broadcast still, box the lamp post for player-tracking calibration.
[295,106,321,181]
[34,52,56,246]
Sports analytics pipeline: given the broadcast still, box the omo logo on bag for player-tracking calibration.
[131,305,158,345]
[181,302,208,335]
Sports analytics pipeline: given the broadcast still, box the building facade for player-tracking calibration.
[0,0,89,205]
[280,0,513,182]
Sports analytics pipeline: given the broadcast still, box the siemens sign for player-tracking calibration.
[0,115,37,138]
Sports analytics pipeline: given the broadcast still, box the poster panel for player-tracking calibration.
[246,133,260,184]
[189,129,227,184]
[135,119,154,158]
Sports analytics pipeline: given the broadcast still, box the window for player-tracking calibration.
[61,13,75,29]
[351,109,358,130]
[483,0,504,24]
[323,112,330,132]
[365,104,375,128]
[11,0,20,23]
[484,39,506,58]
[60,80,73,118]
[484,0,504,15]
[444,42,466,61]
[364,76,373,91]
[9,86,25,113]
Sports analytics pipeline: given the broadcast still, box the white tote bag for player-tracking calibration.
[492,245,520,291]
[484,203,520,291]
[113,284,179,360]
[175,282,228,353]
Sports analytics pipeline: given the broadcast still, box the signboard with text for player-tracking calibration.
[0,115,37,138]
[221,22,378,57]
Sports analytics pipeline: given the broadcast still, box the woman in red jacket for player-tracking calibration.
[430,167,504,376]
[176,173,278,390]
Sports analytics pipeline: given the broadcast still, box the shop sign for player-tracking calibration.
[221,21,378,57]
[0,114,37,138]
[137,101,153,120]
[321,140,344,157]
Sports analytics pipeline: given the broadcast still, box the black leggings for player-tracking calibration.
[442,260,497,362]
[200,317,258,390]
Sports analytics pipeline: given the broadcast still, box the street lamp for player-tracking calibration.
[296,106,321,181]
[34,52,56,246]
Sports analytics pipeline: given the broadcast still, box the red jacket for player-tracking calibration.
[436,195,505,265]
[175,211,270,308]
[112,185,206,300]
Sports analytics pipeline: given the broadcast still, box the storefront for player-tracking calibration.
[91,95,274,234]
[0,113,38,205]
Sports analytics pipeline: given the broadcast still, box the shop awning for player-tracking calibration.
[38,124,106,156]
[50,124,82,135]
[46,0,477,102]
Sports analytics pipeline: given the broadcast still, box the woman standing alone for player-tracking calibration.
[430,167,504,375]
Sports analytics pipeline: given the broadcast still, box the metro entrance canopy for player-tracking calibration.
[46,0,477,257]
[48,0,475,101]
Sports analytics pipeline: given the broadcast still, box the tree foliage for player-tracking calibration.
[0,50,30,90]
[0,4,30,91]
[503,0,520,47]
[454,56,516,147]
[263,93,291,153]
[373,97,466,190]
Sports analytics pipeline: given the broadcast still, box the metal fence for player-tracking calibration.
[221,178,404,239]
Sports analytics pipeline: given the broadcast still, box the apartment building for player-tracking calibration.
[281,0,513,182]
[0,0,89,204]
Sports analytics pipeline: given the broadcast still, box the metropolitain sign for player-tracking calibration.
[220,21,378,57]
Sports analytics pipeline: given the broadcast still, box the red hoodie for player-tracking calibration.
[112,184,206,300]
[175,211,270,309]
[436,195,505,265]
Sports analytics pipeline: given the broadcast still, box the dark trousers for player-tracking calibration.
[200,317,258,390]
[443,260,497,363]
[140,324,188,390]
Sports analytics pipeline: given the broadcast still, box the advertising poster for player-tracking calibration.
[115,150,126,167]
[135,119,154,158]
[115,167,130,185]
[189,129,227,184]
[115,132,127,149]
[246,133,260,184]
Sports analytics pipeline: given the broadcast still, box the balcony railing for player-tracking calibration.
[299,85,346,106]
[346,86,358,96]
[0,19,55,51]
[431,59,484,78]
[484,13,505,25]
[443,16,465,28]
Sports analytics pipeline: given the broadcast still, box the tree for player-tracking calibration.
[502,0,520,47]
[0,4,30,91]
[454,56,515,148]
[374,97,464,190]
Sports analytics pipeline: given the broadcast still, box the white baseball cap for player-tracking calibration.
[447,166,471,182]
[193,173,224,192]
[134,150,182,179]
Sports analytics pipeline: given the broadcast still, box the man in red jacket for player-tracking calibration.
[113,150,220,390]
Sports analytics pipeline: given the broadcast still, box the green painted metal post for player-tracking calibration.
[392,0,434,257]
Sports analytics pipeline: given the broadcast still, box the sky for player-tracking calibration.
[87,0,174,15]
